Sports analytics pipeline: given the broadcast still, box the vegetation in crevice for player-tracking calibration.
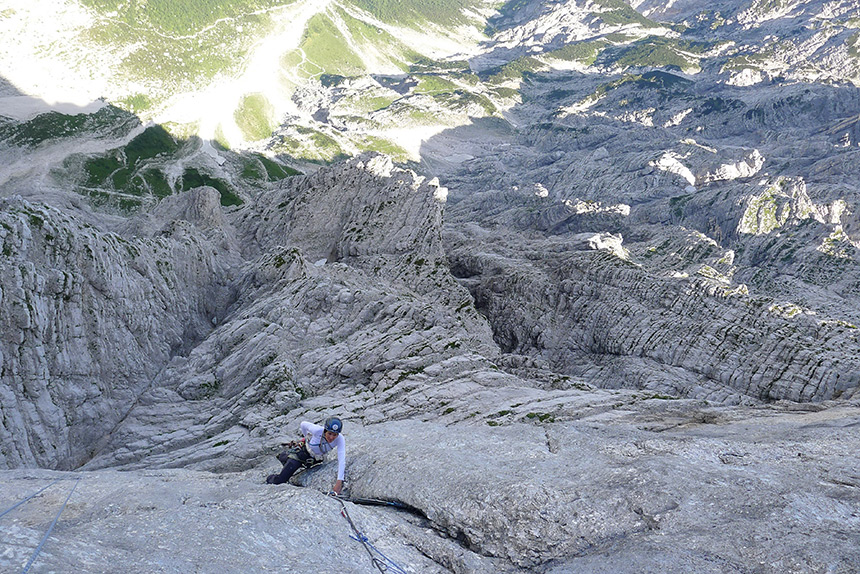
[590,0,663,28]
[40,115,300,213]
[544,42,604,66]
[606,36,714,73]
[0,106,139,148]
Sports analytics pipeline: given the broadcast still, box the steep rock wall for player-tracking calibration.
[80,155,500,471]
[445,224,860,403]
[0,189,239,469]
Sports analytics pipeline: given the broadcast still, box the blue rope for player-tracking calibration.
[333,494,409,574]
[21,478,80,574]
[348,533,408,574]
[0,480,60,520]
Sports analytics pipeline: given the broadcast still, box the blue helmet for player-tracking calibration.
[324,417,343,434]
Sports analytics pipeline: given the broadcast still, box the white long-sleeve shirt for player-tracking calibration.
[301,421,346,481]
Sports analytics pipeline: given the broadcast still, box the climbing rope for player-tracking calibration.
[346,532,408,574]
[20,477,80,574]
[0,479,60,521]
[331,494,407,574]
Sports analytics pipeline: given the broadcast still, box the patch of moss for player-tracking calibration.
[181,168,242,206]
[414,74,458,94]
[545,42,603,66]
[0,105,138,148]
[241,159,266,180]
[485,0,532,35]
[849,32,860,58]
[280,49,306,73]
[78,0,293,100]
[637,70,694,90]
[1,111,87,146]
[395,366,426,383]
[142,168,173,198]
[352,135,409,161]
[125,125,179,166]
[350,0,479,27]
[491,86,520,99]
[111,167,133,189]
[526,412,555,423]
[120,93,153,114]
[699,97,745,115]
[669,193,693,218]
[301,13,366,77]
[84,155,124,187]
[161,121,202,140]
[483,56,545,83]
[80,0,291,35]
[337,7,424,72]
[591,0,661,28]
[213,125,231,150]
[409,57,470,74]
[336,89,397,115]
[235,93,276,142]
[257,154,300,179]
[609,37,710,72]
[272,126,350,164]
[748,0,792,17]
[432,90,497,116]
[722,52,771,72]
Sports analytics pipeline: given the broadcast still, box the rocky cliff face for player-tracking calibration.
[430,0,860,407]
[3,402,859,573]
[0,189,240,469]
[438,76,860,404]
[2,150,858,572]
[2,0,860,573]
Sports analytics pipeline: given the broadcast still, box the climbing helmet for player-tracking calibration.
[324,417,343,434]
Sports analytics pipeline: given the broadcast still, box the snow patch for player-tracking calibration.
[652,152,696,186]
[664,109,692,127]
[727,68,764,86]
[707,149,765,182]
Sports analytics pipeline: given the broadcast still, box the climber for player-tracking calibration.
[266,417,346,495]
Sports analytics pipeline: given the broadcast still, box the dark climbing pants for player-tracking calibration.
[268,447,314,485]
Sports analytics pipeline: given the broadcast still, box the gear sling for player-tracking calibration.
[267,438,322,485]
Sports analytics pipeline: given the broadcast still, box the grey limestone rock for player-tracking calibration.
[2,1,860,572]
[0,193,240,469]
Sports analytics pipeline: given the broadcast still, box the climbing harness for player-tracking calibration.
[277,439,323,469]
[305,431,337,459]
[1,477,80,574]
[331,494,407,574]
